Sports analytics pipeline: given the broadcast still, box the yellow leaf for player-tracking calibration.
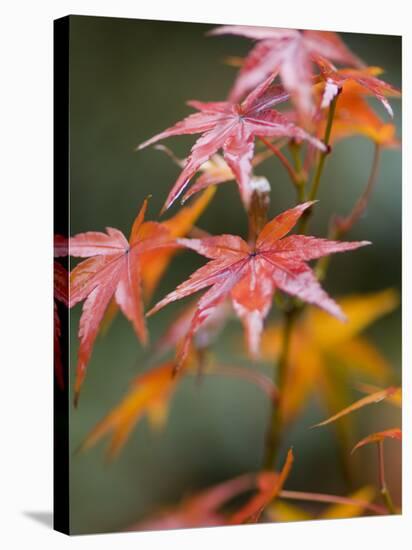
[309,289,399,348]
[261,290,397,425]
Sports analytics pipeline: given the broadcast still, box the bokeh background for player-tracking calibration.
[67,16,401,534]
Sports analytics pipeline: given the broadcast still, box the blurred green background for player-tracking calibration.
[67,16,401,534]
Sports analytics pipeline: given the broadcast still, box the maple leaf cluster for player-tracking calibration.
[55,23,401,529]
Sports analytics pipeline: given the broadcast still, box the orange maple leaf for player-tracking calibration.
[79,361,182,459]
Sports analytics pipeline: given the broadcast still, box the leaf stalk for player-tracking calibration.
[298,93,339,234]
[259,136,301,190]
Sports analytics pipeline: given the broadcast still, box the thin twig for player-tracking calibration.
[336,143,382,234]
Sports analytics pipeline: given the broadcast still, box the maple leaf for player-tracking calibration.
[54,260,68,389]
[93,188,216,339]
[210,26,362,115]
[131,449,293,530]
[148,202,370,371]
[351,428,402,454]
[317,61,401,117]
[138,76,326,211]
[261,289,398,423]
[68,198,181,404]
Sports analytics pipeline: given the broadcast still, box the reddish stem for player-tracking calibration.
[315,143,382,281]
[279,489,386,515]
[258,136,299,185]
[336,143,382,234]
[377,440,396,514]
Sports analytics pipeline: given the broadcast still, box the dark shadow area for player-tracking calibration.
[23,511,53,529]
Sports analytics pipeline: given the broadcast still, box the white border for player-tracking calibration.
[0,1,409,548]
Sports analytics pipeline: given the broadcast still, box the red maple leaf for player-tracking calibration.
[148,202,370,370]
[67,199,179,404]
[210,26,362,115]
[138,76,326,212]
[316,58,401,117]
